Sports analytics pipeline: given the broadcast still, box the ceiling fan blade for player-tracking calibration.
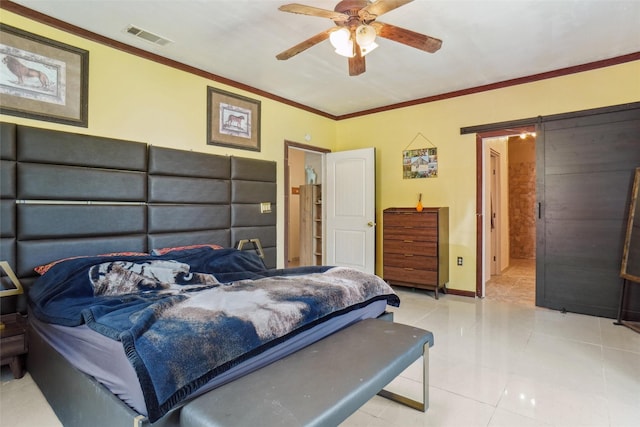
[279,4,349,22]
[348,45,366,76]
[371,21,442,53]
[359,0,413,20]
[276,29,333,60]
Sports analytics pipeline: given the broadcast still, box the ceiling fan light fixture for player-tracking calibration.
[360,41,378,56]
[329,27,350,48]
[334,41,355,57]
[329,27,355,57]
[277,1,442,75]
[355,24,376,47]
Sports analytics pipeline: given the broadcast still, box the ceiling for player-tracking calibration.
[7,0,640,117]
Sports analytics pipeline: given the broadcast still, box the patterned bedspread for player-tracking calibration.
[29,247,399,421]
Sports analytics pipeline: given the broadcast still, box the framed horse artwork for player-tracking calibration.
[207,86,261,151]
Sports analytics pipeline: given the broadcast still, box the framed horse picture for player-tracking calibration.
[207,86,261,151]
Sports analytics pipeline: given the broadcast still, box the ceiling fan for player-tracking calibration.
[276,0,442,76]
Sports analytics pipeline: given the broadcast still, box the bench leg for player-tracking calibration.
[377,343,429,412]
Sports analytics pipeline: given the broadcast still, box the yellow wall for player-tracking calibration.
[2,11,639,292]
[335,61,640,291]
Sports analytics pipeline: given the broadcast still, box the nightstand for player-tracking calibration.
[0,313,28,379]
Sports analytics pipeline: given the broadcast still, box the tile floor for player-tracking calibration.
[1,261,639,426]
[484,258,536,307]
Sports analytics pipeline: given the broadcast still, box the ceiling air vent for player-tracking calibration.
[125,25,173,46]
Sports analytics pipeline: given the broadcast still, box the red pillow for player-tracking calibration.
[34,252,148,275]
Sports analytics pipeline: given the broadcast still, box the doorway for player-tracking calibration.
[284,141,328,268]
[478,129,537,304]
[285,142,377,273]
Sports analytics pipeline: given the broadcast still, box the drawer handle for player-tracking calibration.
[404,254,413,257]
[403,240,413,243]
[403,268,415,271]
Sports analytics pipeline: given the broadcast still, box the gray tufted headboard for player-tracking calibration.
[0,122,277,314]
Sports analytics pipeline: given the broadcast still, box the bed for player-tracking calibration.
[0,122,431,426]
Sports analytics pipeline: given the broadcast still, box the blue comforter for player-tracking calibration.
[29,247,399,422]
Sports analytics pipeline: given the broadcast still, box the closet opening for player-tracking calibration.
[284,141,329,268]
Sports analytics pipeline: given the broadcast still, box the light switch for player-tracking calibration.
[260,202,272,213]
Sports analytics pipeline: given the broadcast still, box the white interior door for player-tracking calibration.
[325,148,376,273]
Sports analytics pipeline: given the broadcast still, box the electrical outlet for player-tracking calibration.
[260,202,272,213]
[457,257,463,266]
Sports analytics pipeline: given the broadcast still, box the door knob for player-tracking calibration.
[367,221,375,227]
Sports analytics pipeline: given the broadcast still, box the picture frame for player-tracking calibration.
[403,147,438,179]
[207,86,260,152]
[0,24,89,127]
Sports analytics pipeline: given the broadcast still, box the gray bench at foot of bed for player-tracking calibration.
[180,318,434,427]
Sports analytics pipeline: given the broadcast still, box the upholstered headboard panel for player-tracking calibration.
[15,125,149,279]
[1,123,17,315]
[146,147,277,267]
[0,122,277,313]
[147,146,232,250]
[230,157,277,267]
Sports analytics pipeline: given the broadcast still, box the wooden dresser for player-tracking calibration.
[383,207,449,298]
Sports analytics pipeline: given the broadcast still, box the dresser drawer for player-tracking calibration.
[383,253,437,270]
[383,239,437,256]
[383,212,437,228]
[382,227,437,241]
[383,267,437,286]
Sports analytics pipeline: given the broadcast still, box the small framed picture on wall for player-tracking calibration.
[403,147,438,179]
[207,86,261,151]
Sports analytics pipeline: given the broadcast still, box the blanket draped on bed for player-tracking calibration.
[29,247,399,422]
